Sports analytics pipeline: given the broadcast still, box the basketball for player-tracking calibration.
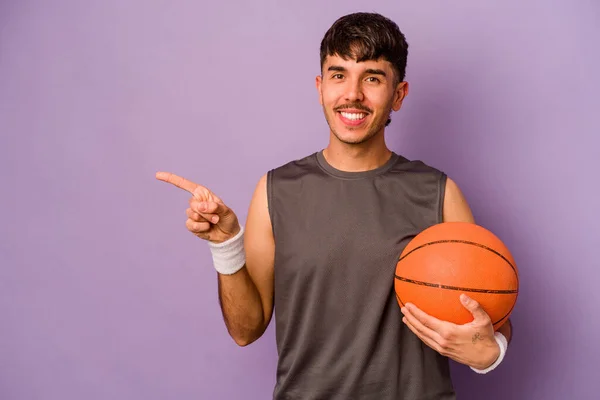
[394,222,518,330]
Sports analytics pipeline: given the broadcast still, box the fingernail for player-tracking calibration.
[211,216,219,224]
[199,202,207,212]
[400,307,406,315]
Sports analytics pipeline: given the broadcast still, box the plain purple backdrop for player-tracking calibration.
[1,1,599,399]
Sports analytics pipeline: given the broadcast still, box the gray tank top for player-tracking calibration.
[267,151,455,400]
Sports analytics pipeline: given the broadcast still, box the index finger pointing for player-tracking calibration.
[155,171,199,194]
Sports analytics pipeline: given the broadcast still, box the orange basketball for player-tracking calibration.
[394,222,518,330]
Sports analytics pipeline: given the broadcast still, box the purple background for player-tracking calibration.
[1,1,599,399]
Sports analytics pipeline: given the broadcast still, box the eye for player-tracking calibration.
[366,76,381,83]
[331,73,344,79]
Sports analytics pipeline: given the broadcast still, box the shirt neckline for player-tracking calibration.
[315,150,399,179]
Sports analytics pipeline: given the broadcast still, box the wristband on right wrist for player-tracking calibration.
[206,226,246,275]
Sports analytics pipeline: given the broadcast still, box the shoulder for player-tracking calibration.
[387,155,447,194]
[390,154,445,176]
[268,152,321,180]
[442,177,475,223]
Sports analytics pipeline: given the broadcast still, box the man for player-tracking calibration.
[157,12,512,399]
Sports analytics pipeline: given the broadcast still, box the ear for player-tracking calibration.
[392,81,409,111]
[316,75,323,105]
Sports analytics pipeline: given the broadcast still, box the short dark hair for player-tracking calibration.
[319,12,409,84]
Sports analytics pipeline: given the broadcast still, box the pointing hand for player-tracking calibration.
[156,172,240,243]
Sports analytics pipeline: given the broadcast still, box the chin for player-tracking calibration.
[334,129,375,145]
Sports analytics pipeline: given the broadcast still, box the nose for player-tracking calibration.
[345,79,364,102]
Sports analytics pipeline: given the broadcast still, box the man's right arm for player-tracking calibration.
[217,174,275,346]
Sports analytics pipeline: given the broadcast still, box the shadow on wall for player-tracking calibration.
[387,71,554,400]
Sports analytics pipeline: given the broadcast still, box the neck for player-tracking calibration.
[322,132,392,172]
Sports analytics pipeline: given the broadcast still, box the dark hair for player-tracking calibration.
[319,12,409,84]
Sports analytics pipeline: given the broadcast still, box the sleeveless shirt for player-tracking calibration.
[267,151,456,400]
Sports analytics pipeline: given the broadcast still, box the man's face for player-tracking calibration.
[316,54,408,145]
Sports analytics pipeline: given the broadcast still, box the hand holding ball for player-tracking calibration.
[394,222,518,329]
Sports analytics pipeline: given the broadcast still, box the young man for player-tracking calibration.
[157,12,512,400]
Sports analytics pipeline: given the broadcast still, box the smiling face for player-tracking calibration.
[316,54,408,146]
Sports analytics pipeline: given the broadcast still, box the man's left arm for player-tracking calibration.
[442,177,513,344]
[400,176,512,371]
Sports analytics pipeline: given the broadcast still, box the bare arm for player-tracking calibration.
[442,177,475,224]
[443,177,512,344]
[155,171,275,347]
[218,174,275,346]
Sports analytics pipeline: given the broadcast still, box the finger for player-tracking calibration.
[401,305,447,344]
[191,199,229,218]
[186,208,209,223]
[193,186,222,203]
[460,294,490,323]
[156,171,201,195]
[405,303,457,333]
[189,199,220,224]
[403,316,444,354]
[186,219,211,234]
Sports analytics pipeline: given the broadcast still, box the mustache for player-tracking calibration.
[334,103,372,113]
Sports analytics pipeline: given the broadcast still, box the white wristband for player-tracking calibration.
[470,332,508,374]
[206,226,246,275]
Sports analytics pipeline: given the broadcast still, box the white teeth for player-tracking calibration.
[340,112,366,120]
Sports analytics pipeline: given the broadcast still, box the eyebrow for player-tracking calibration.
[327,65,387,77]
[327,65,346,72]
[365,68,387,77]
